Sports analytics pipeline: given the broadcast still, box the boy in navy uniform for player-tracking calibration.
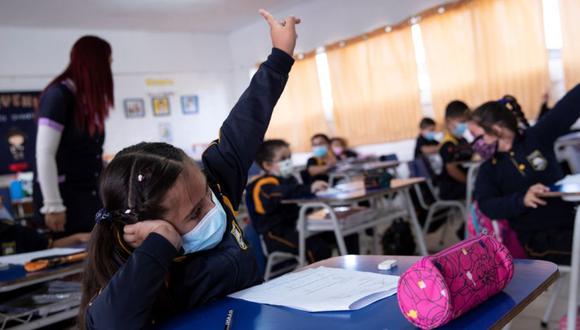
[82,11,304,329]
[246,140,331,263]
[438,101,473,200]
[247,139,360,263]
[414,117,439,159]
[304,133,337,184]
[474,90,580,264]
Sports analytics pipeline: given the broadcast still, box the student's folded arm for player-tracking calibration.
[202,48,294,208]
[530,83,580,145]
[85,233,178,330]
[474,166,526,220]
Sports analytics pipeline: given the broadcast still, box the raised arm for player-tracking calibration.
[202,10,301,208]
[530,84,580,146]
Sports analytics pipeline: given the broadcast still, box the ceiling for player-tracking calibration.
[0,0,313,33]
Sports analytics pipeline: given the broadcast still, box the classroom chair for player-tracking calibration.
[408,158,467,246]
[243,221,299,281]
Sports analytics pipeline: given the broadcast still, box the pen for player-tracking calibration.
[224,309,234,330]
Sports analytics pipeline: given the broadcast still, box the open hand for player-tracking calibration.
[123,220,182,250]
[523,184,549,208]
[259,9,301,56]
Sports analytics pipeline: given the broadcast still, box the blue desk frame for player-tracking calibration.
[163,255,558,330]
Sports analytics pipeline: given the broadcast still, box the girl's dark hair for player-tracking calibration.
[330,137,348,147]
[473,95,530,136]
[44,36,114,137]
[255,139,289,170]
[78,142,189,328]
[311,133,330,144]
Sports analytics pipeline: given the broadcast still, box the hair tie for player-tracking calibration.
[95,208,111,224]
[137,174,144,182]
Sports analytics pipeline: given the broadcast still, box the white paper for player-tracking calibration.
[229,266,399,312]
[0,248,84,265]
[557,174,580,185]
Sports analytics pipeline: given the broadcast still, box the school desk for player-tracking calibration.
[162,255,559,330]
[329,160,401,185]
[282,178,428,265]
[0,257,84,328]
[538,191,580,330]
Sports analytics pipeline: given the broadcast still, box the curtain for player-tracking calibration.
[422,0,549,120]
[421,5,481,123]
[326,28,422,145]
[560,0,580,90]
[265,56,328,152]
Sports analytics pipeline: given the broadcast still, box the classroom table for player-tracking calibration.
[163,255,559,330]
[0,259,84,329]
[282,178,428,265]
[538,189,580,330]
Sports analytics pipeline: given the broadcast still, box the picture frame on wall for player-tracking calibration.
[181,95,199,115]
[152,95,171,117]
[123,98,145,118]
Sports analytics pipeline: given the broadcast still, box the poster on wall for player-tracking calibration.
[181,95,199,115]
[0,91,40,175]
[152,95,171,117]
[123,98,145,118]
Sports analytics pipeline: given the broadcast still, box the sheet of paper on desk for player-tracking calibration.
[229,266,399,312]
[557,174,580,185]
[0,248,84,265]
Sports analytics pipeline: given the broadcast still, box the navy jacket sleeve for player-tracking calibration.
[474,162,527,220]
[529,84,580,146]
[86,233,178,330]
[202,48,294,208]
[257,181,311,215]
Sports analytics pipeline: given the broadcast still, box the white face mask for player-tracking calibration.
[277,158,294,178]
[181,191,227,254]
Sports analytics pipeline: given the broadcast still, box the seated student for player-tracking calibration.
[438,100,474,200]
[473,88,580,264]
[414,117,439,159]
[330,137,358,161]
[80,11,301,329]
[246,139,331,263]
[0,196,89,255]
[304,133,337,184]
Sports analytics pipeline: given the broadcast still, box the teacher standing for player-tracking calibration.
[34,36,114,236]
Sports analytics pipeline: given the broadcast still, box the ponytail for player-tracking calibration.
[499,95,529,133]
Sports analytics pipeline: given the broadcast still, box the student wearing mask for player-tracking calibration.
[80,10,301,328]
[414,117,439,159]
[473,87,580,264]
[246,139,332,263]
[305,133,337,184]
[330,137,358,161]
[438,101,474,200]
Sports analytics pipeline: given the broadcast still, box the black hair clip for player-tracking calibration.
[95,208,111,224]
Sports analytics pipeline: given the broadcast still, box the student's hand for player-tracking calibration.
[311,180,329,193]
[45,212,66,232]
[523,184,549,208]
[123,220,182,250]
[259,9,301,56]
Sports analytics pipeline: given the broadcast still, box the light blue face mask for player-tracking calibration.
[181,191,227,254]
[423,132,437,141]
[453,123,467,138]
[313,145,328,158]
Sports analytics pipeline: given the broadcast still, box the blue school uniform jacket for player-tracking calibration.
[474,84,580,236]
[85,48,294,329]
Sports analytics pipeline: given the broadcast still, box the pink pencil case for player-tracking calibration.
[397,234,514,329]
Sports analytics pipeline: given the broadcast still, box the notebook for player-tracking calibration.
[229,266,399,312]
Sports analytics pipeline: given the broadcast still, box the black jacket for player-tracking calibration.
[474,84,580,235]
[85,48,294,329]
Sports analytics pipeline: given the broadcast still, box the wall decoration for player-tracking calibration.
[158,122,173,143]
[152,95,171,117]
[0,91,40,174]
[123,98,145,118]
[181,95,199,115]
